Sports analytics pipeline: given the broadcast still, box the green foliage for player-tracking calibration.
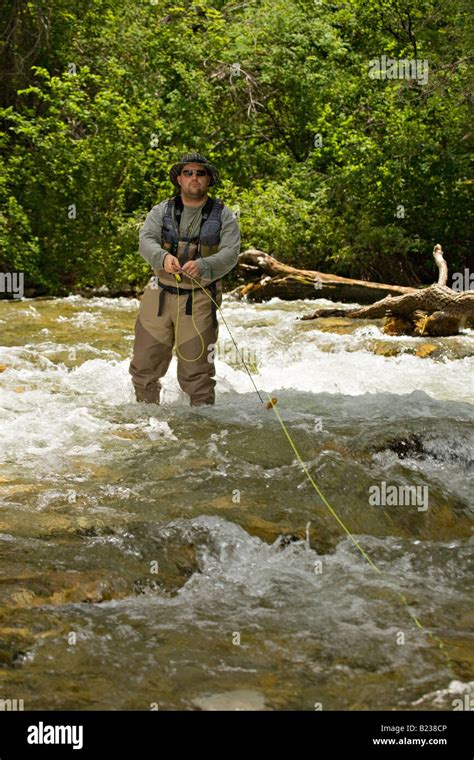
[0,0,472,294]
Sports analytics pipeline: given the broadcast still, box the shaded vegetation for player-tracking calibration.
[0,0,472,294]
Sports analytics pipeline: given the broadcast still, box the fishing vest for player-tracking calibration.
[162,195,224,266]
[155,195,224,323]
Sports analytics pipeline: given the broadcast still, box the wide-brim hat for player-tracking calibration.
[169,152,218,187]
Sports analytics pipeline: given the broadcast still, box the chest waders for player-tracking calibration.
[157,196,224,329]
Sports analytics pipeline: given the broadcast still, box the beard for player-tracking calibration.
[183,185,207,199]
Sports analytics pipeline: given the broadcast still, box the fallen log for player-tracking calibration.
[232,248,416,305]
[302,245,474,337]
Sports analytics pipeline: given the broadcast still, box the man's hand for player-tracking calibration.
[163,254,181,274]
[181,260,200,278]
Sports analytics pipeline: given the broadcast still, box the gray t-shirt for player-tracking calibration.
[179,203,205,240]
[138,196,241,286]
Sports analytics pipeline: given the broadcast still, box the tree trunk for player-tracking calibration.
[301,245,474,336]
[232,248,416,305]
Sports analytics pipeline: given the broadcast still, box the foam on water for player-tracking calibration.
[0,295,472,473]
[216,297,474,401]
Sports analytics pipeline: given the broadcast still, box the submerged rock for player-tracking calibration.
[415,343,439,358]
[133,540,200,594]
[0,570,132,607]
[311,318,358,335]
[192,689,269,711]
[369,342,401,357]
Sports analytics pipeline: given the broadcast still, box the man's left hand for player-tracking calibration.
[181,260,200,278]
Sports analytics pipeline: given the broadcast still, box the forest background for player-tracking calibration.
[0,0,472,295]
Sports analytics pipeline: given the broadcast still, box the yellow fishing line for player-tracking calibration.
[173,274,206,362]
[182,272,452,665]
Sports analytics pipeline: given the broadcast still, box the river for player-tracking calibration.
[0,294,473,710]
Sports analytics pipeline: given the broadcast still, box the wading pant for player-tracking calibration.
[129,282,220,406]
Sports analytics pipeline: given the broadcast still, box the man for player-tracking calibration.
[129,153,241,406]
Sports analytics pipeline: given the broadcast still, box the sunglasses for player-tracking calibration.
[181,169,208,177]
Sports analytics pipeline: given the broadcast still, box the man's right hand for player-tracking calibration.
[163,254,181,274]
